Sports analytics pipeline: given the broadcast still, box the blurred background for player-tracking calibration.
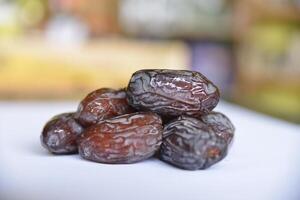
[0,0,299,123]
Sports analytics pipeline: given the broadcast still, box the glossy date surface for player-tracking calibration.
[160,116,227,170]
[127,69,220,117]
[200,112,235,145]
[75,88,134,127]
[78,112,163,164]
[41,112,83,154]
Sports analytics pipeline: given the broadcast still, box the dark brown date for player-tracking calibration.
[41,112,83,154]
[75,88,134,127]
[160,116,227,170]
[200,112,235,145]
[78,112,163,164]
[127,69,220,117]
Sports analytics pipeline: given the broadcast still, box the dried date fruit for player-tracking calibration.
[78,112,163,164]
[41,112,84,154]
[160,116,227,170]
[200,112,235,145]
[127,69,220,117]
[75,88,134,127]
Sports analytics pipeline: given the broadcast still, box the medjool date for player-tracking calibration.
[127,69,219,117]
[160,116,227,170]
[40,68,235,170]
[78,112,163,164]
[41,112,83,154]
[200,112,235,145]
[75,88,134,127]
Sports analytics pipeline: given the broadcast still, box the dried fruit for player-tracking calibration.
[41,112,83,154]
[40,68,235,170]
[75,88,134,127]
[127,69,220,117]
[160,116,228,170]
[200,112,235,145]
[78,112,163,164]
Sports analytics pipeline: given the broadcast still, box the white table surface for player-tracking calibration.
[0,101,299,200]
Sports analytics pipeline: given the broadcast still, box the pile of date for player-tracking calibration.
[41,69,235,170]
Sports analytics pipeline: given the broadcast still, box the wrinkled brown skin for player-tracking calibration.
[78,112,163,164]
[200,112,235,146]
[75,88,134,127]
[41,112,84,154]
[160,116,228,170]
[127,69,220,117]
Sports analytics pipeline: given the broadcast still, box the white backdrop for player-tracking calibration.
[0,101,299,200]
